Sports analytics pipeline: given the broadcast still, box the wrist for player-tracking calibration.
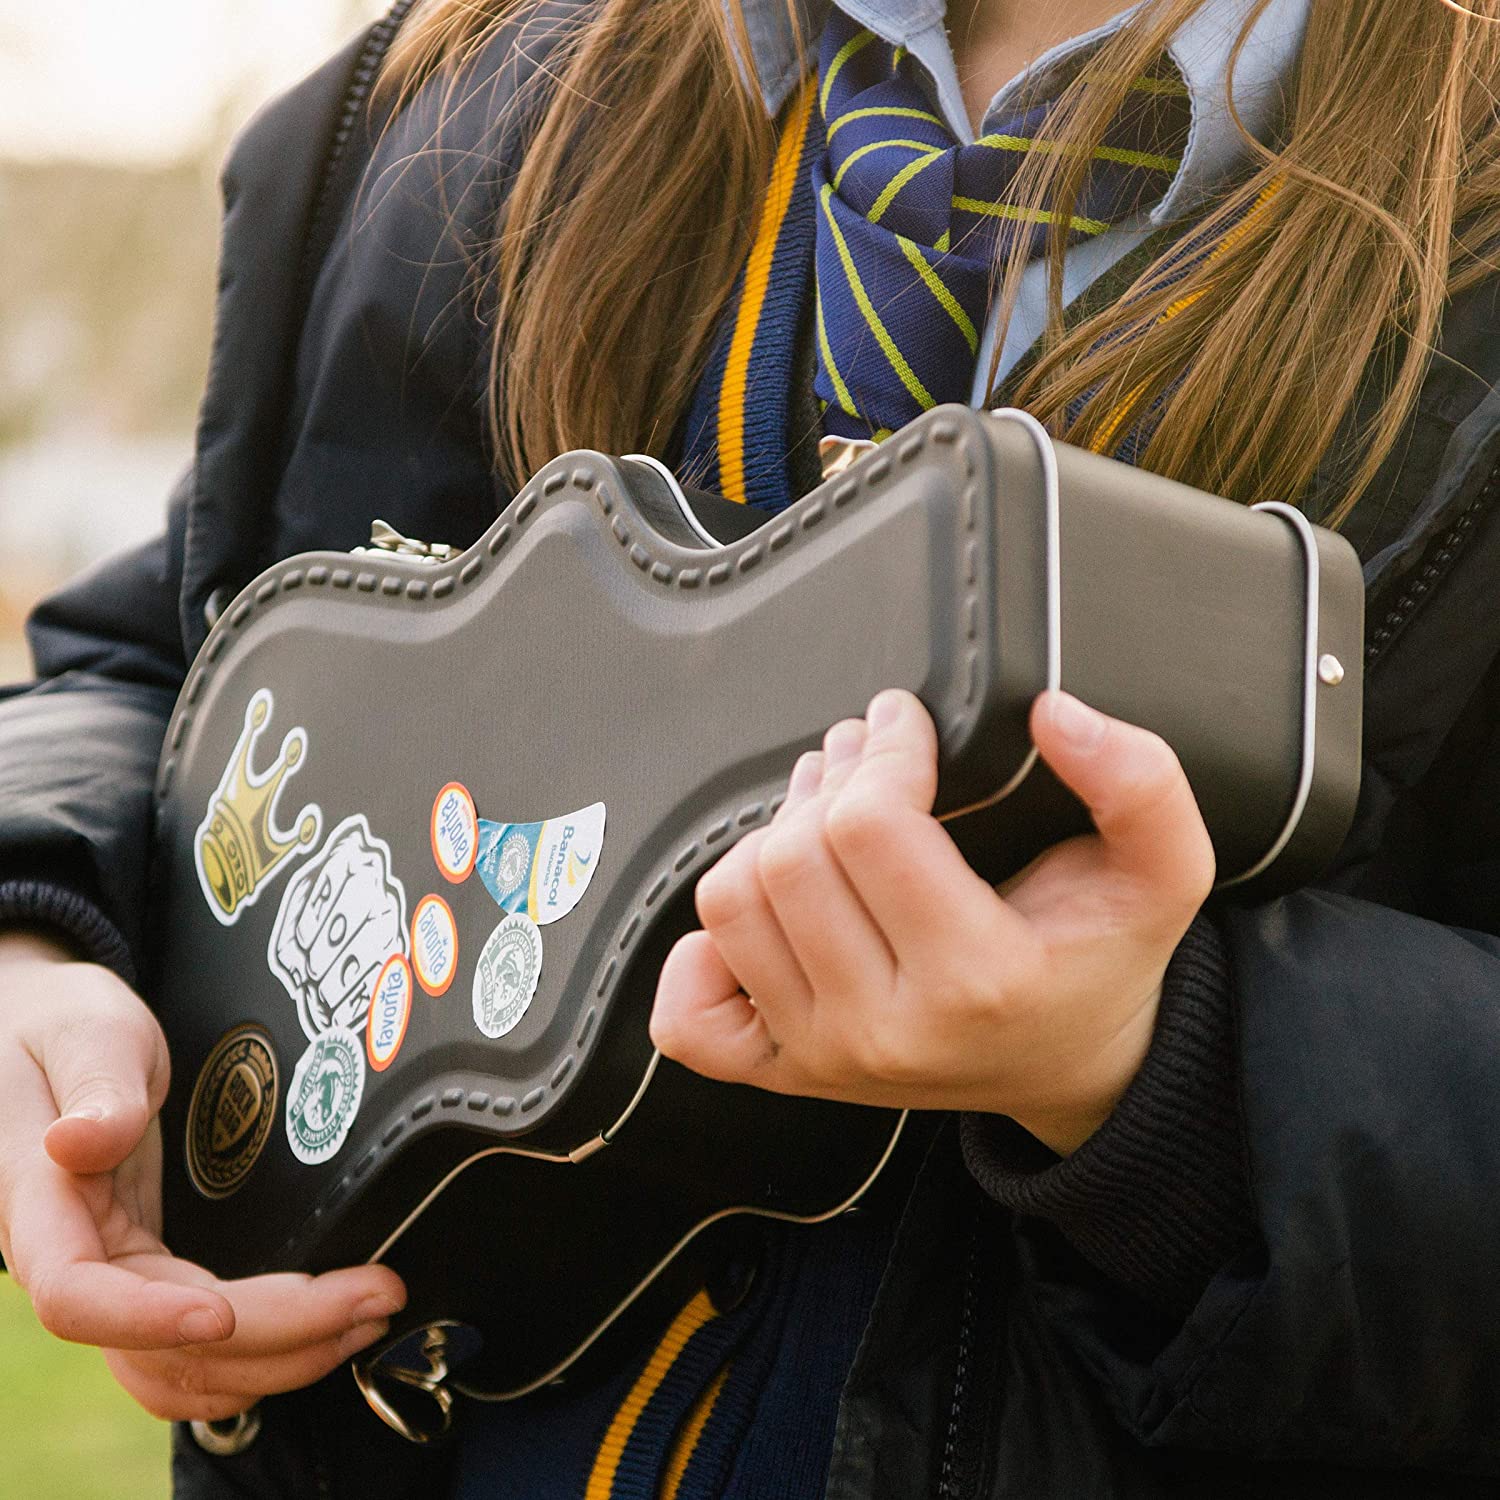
[1005,979,1163,1156]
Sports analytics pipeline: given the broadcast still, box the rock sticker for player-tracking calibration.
[268,813,408,1040]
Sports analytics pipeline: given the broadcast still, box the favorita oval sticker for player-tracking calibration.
[367,954,413,1072]
[412,894,458,996]
[431,783,478,883]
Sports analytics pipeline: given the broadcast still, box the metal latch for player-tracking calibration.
[353,1323,461,1444]
[818,436,879,479]
[357,519,460,564]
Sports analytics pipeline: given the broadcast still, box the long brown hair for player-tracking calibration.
[384,0,1500,523]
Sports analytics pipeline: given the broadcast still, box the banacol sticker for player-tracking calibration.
[475,802,606,927]
[285,1027,365,1167]
[194,688,322,926]
[268,813,409,1041]
[472,913,543,1040]
[367,954,414,1072]
[431,783,478,884]
[411,895,458,997]
[186,1024,279,1200]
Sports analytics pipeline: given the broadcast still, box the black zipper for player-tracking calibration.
[939,1210,983,1500]
[1364,456,1500,671]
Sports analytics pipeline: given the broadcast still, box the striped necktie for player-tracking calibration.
[813,8,1191,440]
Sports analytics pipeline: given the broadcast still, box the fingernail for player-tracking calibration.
[339,1320,391,1358]
[353,1294,403,1324]
[1047,692,1106,751]
[65,1106,104,1122]
[787,751,824,800]
[824,720,865,766]
[178,1307,228,1345]
[867,691,903,733]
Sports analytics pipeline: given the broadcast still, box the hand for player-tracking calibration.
[651,690,1215,1155]
[0,932,405,1422]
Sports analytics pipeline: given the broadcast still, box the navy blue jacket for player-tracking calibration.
[5,5,1500,1495]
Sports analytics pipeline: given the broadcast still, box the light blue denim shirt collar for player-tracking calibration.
[742,0,1310,225]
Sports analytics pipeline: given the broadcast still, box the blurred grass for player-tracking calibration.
[0,1276,168,1497]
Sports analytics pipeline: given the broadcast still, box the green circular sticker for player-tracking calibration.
[284,1027,365,1166]
[473,913,543,1039]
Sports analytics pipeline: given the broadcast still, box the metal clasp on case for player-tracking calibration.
[356,519,459,564]
[354,1322,465,1444]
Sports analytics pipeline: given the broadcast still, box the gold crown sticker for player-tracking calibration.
[194,688,322,925]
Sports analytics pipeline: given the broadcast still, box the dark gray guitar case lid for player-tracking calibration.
[146,405,1363,1413]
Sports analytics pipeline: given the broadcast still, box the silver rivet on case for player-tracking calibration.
[1318,653,1346,686]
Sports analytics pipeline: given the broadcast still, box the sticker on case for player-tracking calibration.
[186,1024,279,1200]
[475,802,606,927]
[431,783,478,884]
[367,955,414,1072]
[285,1027,365,1167]
[194,688,321,925]
[472,913,543,1040]
[268,813,409,1040]
[411,895,458,997]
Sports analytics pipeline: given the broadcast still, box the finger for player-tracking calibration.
[114,1262,407,1358]
[651,930,788,1086]
[824,692,1030,962]
[1029,692,1215,906]
[694,830,812,1026]
[817,718,868,796]
[37,988,168,1177]
[119,1319,391,1412]
[15,1217,234,1351]
[3,1072,235,1351]
[756,796,894,1001]
[776,751,825,818]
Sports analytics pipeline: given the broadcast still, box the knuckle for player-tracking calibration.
[848,1019,922,1087]
[824,791,892,859]
[170,1355,212,1403]
[694,840,760,929]
[26,1274,68,1339]
[755,824,820,894]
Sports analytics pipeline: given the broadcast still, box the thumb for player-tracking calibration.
[1029,691,1215,906]
[41,1005,167,1177]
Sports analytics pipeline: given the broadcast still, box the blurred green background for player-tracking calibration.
[1,1,383,1490]
[0,1278,165,1496]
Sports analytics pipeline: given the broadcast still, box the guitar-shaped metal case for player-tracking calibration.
[146,406,1364,1429]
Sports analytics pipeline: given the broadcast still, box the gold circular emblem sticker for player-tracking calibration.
[186,1025,279,1200]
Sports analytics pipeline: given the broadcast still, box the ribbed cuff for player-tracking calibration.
[960,914,1252,1316]
[0,880,136,986]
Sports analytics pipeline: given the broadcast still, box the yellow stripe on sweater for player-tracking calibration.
[661,1366,731,1499]
[584,1290,719,1500]
[716,78,816,505]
